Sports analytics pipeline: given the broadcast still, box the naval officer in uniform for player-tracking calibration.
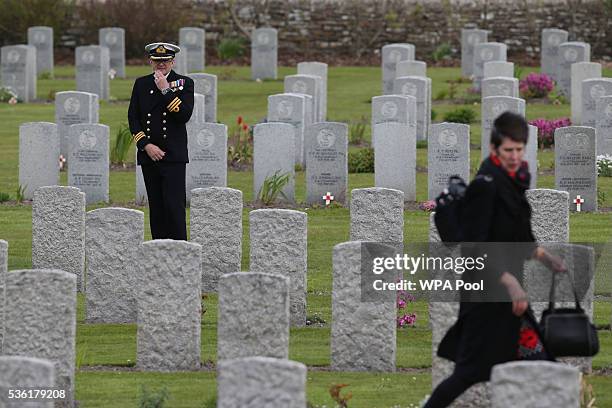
[128,42,194,240]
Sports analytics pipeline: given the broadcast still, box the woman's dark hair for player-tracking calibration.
[490,112,529,148]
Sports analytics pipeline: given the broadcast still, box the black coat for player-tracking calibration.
[437,157,536,382]
[128,70,194,165]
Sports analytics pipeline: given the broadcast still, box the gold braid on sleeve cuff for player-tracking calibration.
[167,97,181,112]
[133,131,146,143]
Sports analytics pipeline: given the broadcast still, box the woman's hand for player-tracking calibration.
[500,272,528,316]
[534,247,567,273]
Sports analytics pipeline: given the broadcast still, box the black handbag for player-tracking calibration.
[540,271,599,357]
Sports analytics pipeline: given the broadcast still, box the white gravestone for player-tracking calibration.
[55,91,99,157]
[179,27,205,73]
[571,62,601,124]
[461,28,488,77]
[541,28,569,81]
[67,123,109,205]
[251,28,278,80]
[1,44,37,102]
[28,26,53,77]
[18,122,59,199]
[99,27,125,78]
[382,43,415,94]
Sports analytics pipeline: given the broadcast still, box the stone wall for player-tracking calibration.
[194,0,611,63]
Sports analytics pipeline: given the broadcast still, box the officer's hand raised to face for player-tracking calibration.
[144,144,165,161]
[154,69,170,91]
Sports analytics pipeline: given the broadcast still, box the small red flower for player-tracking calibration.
[237,116,243,125]
[242,123,248,132]
[519,327,539,349]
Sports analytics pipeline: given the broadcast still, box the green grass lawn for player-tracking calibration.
[2,65,612,407]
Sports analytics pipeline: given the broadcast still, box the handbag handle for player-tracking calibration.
[548,268,583,312]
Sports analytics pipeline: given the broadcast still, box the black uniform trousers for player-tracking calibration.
[141,161,187,240]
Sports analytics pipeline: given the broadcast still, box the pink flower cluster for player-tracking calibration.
[397,288,417,328]
[528,118,571,147]
[520,73,554,99]
[419,200,437,212]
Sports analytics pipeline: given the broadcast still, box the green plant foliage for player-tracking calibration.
[443,107,477,124]
[258,170,290,205]
[348,148,374,173]
[0,192,10,202]
[110,123,133,165]
[15,185,26,203]
[217,38,246,61]
[349,119,367,145]
[138,385,169,408]
[431,43,452,62]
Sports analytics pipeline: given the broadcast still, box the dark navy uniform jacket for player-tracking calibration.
[128,70,194,165]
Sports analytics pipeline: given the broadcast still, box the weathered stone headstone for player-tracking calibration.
[188,92,206,125]
[396,60,427,78]
[382,43,415,94]
[393,76,431,141]
[298,61,327,121]
[19,122,59,200]
[305,122,348,205]
[0,240,6,350]
[555,126,597,212]
[136,240,202,371]
[55,91,99,157]
[461,28,488,77]
[481,77,519,98]
[596,95,612,155]
[526,189,570,242]
[284,75,320,128]
[491,361,580,408]
[186,123,227,202]
[268,93,308,166]
[331,241,396,371]
[428,123,470,199]
[374,122,417,201]
[481,96,526,159]
[3,269,76,407]
[473,42,507,90]
[571,62,601,124]
[1,44,37,102]
[526,125,538,189]
[0,356,55,408]
[251,28,277,80]
[371,95,416,148]
[541,29,569,81]
[32,186,85,292]
[371,95,414,126]
[67,123,109,205]
[173,48,188,75]
[189,73,217,122]
[86,208,144,323]
[581,78,612,128]
[190,187,242,292]
[250,209,307,326]
[253,123,295,203]
[75,45,110,100]
[99,27,125,78]
[217,357,307,408]
[483,61,514,78]
[350,188,404,242]
[557,42,591,97]
[218,272,290,360]
[28,26,53,77]
[179,27,205,73]
[135,149,148,205]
